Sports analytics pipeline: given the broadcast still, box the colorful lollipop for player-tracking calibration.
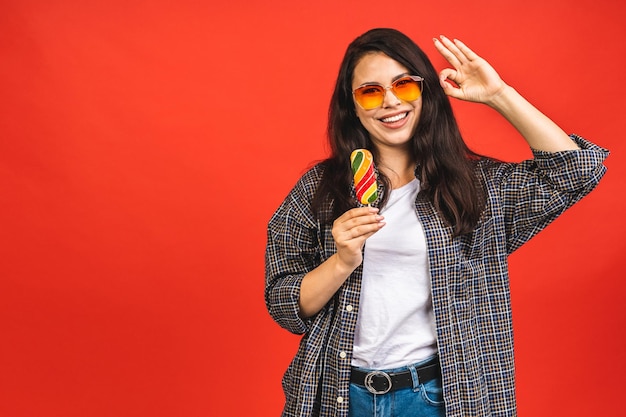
[350,149,378,205]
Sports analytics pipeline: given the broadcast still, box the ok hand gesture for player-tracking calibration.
[434,35,508,106]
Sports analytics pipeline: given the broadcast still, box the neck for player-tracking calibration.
[377,147,416,189]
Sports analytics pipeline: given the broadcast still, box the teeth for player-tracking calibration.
[381,113,407,123]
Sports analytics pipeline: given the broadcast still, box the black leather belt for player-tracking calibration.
[350,361,441,395]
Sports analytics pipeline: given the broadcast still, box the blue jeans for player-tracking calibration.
[348,356,445,417]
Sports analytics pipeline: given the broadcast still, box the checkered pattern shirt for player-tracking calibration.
[265,135,608,417]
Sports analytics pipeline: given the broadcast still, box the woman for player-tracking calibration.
[265,28,607,417]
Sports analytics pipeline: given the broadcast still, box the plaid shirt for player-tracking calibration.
[265,135,608,417]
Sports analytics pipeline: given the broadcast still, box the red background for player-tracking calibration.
[1,0,624,416]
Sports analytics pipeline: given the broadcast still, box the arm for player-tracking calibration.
[265,170,385,332]
[432,37,608,251]
[298,207,385,318]
[495,135,608,253]
[433,36,579,152]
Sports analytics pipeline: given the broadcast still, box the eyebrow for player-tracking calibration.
[356,72,411,87]
[392,72,411,82]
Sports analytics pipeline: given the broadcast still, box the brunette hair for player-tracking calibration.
[312,28,485,236]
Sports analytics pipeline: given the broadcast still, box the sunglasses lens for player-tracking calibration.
[393,77,422,101]
[354,85,385,110]
[354,77,422,109]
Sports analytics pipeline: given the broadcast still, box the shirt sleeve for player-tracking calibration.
[265,169,322,335]
[496,134,609,253]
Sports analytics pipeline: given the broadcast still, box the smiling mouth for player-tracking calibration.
[380,112,408,123]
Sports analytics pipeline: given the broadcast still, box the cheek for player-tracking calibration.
[354,106,367,121]
[354,113,378,137]
[412,98,423,112]
[411,101,423,124]
[356,113,376,129]
[354,109,376,131]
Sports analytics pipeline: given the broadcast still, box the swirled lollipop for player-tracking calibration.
[350,149,378,205]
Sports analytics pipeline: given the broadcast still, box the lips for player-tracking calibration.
[379,112,408,123]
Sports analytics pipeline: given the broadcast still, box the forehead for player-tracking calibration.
[352,52,410,86]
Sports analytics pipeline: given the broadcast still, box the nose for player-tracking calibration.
[382,86,401,108]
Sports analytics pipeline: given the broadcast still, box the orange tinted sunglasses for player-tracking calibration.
[353,75,424,110]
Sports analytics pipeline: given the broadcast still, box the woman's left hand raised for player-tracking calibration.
[433,35,507,106]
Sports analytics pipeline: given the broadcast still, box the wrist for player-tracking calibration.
[486,84,516,111]
[332,252,359,278]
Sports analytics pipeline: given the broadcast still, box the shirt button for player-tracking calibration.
[346,305,353,312]
[339,351,347,359]
[337,396,344,404]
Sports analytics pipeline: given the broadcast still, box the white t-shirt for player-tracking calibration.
[351,178,438,369]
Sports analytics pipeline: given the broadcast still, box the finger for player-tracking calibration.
[335,221,385,244]
[452,38,480,61]
[343,213,384,232]
[353,221,385,237]
[334,207,377,229]
[334,210,384,235]
[359,228,384,241]
[438,35,469,65]
[433,36,461,68]
[338,206,379,221]
[439,68,466,94]
[439,68,460,86]
[438,69,464,99]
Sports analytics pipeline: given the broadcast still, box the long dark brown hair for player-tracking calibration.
[312,28,485,236]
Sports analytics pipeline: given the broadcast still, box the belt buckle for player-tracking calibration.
[364,371,392,395]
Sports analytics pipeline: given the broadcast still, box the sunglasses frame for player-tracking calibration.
[352,75,425,110]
